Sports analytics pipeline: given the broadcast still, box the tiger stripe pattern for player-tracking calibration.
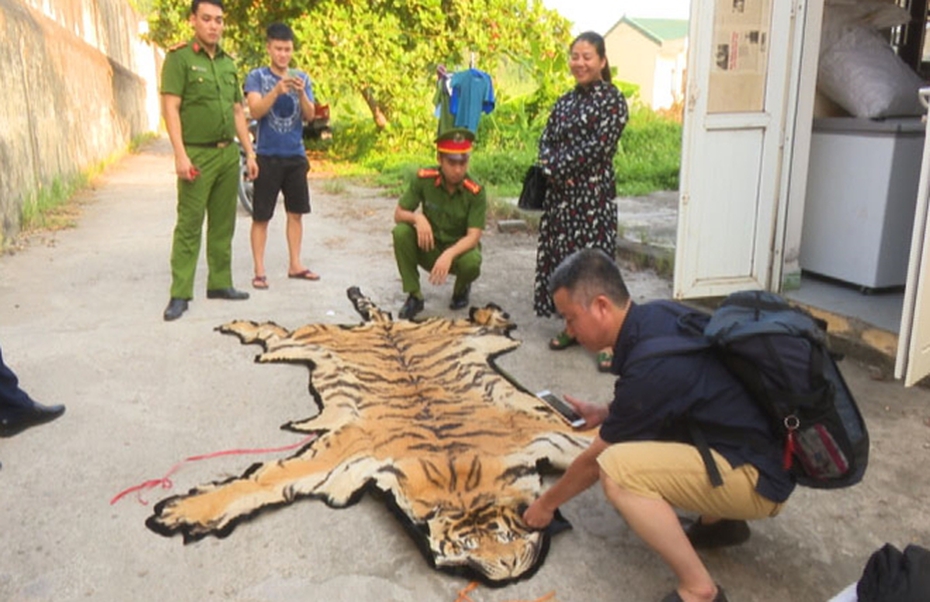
[146,287,594,585]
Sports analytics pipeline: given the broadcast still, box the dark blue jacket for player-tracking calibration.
[600,301,795,503]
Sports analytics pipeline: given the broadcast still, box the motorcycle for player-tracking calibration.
[236,119,258,216]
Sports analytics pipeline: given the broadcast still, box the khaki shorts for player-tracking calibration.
[597,441,784,520]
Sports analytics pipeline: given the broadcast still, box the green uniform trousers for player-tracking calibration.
[392,223,481,297]
[170,145,239,299]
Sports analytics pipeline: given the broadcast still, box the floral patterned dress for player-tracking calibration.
[534,80,628,316]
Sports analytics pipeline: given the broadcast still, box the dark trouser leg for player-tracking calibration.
[0,346,33,413]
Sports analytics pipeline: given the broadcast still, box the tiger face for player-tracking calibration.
[425,498,543,581]
[147,288,593,585]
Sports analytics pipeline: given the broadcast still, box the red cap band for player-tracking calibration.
[437,139,472,154]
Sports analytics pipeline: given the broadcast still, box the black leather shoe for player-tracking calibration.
[163,298,189,321]
[449,284,470,310]
[0,401,66,438]
[398,295,425,320]
[206,288,250,300]
[686,518,750,549]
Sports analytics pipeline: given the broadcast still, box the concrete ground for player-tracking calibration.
[1,138,929,602]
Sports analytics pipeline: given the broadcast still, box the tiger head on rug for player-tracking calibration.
[146,287,594,585]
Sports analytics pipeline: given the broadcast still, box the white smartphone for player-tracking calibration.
[536,390,586,428]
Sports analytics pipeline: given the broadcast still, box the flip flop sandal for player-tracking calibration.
[596,350,614,372]
[288,269,320,281]
[548,331,578,350]
[252,275,269,290]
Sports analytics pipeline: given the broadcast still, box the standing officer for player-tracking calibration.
[392,128,487,320]
[160,0,259,321]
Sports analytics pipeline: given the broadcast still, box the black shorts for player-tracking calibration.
[252,155,311,222]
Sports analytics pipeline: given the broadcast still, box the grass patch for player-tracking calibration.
[129,132,160,153]
[20,170,96,232]
[10,132,159,246]
[321,179,348,195]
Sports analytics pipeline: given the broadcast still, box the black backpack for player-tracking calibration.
[625,290,869,489]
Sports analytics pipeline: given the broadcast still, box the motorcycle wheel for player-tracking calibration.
[237,151,254,215]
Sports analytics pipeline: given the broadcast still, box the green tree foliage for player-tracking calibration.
[146,0,573,150]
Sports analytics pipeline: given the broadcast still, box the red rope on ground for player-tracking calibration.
[109,434,317,506]
[454,581,557,602]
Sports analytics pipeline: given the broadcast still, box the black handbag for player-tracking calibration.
[517,165,547,211]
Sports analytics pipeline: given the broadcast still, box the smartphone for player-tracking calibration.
[536,390,586,428]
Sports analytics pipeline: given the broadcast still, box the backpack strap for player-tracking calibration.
[623,334,729,487]
[687,421,724,487]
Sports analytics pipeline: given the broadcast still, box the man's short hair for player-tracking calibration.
[549,248,630,307]
[266,22,294,42]
[191,0,223,15]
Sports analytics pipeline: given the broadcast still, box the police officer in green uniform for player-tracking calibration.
[392,128,487,320]
[160,0,259,321]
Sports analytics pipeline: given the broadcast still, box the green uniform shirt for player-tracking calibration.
[399,168,487,247]
[160,40,242,145]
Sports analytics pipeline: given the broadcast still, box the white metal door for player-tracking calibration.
[674,0,807,298]
[896,89,930,387]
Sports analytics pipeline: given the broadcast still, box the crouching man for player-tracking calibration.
[523,249,794,602]
[391,128,486,320]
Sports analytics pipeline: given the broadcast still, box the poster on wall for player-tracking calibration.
[708,0,772,113]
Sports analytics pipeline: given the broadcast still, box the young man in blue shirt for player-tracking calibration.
[244,22,318,289]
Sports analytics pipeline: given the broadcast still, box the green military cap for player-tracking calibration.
[436,128,475,161]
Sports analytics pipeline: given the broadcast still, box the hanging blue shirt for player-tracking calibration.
[244,66,315,158]
[449,69,495,133]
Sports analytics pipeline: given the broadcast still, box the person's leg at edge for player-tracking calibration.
[601,473,719,602]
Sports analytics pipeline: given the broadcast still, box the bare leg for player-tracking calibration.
[601,471,719,602]
[251,219,270,279]
[286,212,306,275]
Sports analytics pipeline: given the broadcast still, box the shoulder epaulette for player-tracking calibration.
[168,41,188,52]
[463,178,482,194]
[417,168,440,179]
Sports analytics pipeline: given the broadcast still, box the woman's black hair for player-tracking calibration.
[571,31,611,83]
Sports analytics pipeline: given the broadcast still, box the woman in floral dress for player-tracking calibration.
[534,31,628,371]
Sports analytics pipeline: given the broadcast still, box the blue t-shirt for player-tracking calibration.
[601,301,796,503]
[244,66,315,157]
[449,69,495,133]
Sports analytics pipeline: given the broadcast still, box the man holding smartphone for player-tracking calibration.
[244,22,318,290]
[522,249,794,602]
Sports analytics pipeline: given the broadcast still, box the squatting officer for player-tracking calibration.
[392,128,487,320]
[160,0,258,322]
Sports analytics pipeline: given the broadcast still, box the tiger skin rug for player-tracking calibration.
[146,287,594,585]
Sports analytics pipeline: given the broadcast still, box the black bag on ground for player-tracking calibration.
[857,543,930,601]
[624,290,870,489]
[517,165,546,211]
